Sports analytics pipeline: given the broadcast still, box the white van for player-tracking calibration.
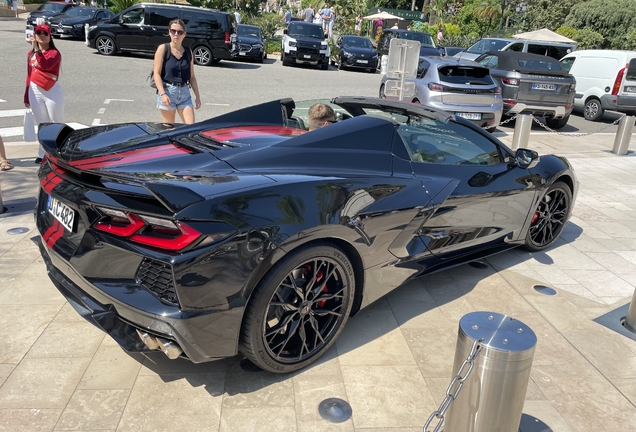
[559,50,636,121]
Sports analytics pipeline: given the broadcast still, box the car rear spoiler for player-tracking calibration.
[38,123,75,160]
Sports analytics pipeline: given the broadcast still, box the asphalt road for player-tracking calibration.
[0,19,627,141]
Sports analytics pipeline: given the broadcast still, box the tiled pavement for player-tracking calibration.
[1,132,636,431]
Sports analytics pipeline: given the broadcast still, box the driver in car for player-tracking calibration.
[307,103,336,130]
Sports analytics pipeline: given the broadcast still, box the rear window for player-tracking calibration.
[626,58,636,80]
[467,39,509,54]
[517,58,562,72]
[438,66,493,85]
[400,31,435,48]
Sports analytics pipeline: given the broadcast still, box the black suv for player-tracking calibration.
[27,1,79,27]
[376,29,443,61]
[86,3,237,66]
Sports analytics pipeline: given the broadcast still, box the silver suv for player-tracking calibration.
[457,38,576,61]
[379,57,503,131]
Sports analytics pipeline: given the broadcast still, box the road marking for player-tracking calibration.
[104,99,134,104]
[205,103,230,106]
[0,109,28,118]
[91,119,101,126]
[0,99,6,103]
[0,126,27,138]
[97,108,106,114]
[68,122,89,129]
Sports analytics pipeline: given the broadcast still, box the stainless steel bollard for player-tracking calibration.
[612,115,635,155]
[624,288,636,333]
[444,312,537,432]
[511,114,533,150]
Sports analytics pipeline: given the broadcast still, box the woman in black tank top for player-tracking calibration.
[152,18,201,124]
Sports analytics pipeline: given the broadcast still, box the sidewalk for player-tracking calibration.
[1,132,635,431]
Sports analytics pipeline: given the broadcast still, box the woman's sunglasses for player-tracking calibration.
[35,31,50,36]
[169,29,185,36]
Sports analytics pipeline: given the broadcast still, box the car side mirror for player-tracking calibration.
[513,148,539,169]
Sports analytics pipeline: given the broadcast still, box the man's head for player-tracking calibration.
[308,103,336,130]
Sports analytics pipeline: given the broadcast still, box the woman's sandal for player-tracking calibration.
[0,160,13,171]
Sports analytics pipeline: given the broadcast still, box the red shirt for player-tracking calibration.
[24,48,62,104]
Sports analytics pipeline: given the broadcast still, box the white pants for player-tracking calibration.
[29,82,65,158]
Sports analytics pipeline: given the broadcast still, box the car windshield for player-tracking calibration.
[238,26,261,38]
[66,8,94,18]
[438,66,493,85]
[467,39,509,54]
[289,24,324,39]
[400,32,435,48]
[342,37,373,49]
[40,3,67,12]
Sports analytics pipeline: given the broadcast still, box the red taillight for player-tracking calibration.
[504,99,517,105]
[130,222,200,251]
[94,208,201,251]
[95,211,145,237]
[612,64,627,95]
[502,77,519,86]
[225,32,230,44]
[428,83,445,91]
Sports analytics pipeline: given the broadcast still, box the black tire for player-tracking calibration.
[239,243,355,373]
[95,35,116,56]
[485,126,497,133]
[321,62,329,70]
[367,68,375,73]
[379,83,386,99]
[193,46,213,66]
[523,181,572,252]
[264,52,267,60]
[282,51,291,66]
[584,98,603,121]
[545,115,570,129]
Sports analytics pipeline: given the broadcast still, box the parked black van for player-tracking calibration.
[86,3,237,66]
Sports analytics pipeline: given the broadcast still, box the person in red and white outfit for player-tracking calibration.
[24,24,64,163]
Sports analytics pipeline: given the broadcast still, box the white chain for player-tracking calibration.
[530,115,625,137]
[423,338,483,432]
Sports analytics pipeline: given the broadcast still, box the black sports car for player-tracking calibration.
[35,97,577,373]
[233,24,267,63]
[331,35,378,72]
[26,1,79,27]
[49,7,115,39]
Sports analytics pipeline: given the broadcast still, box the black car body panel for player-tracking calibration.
[35,97,578,366]
[332,35,378,71]
[26,1,79,27]
[86,3,237,65]
[233,24,265,62]
[49,7,114,39]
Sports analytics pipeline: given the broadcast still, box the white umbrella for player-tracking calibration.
[513,28,576,44]
[363,11,404,21]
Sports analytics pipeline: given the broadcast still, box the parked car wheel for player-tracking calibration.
[239,243,355,373]
[96,36,116,56]
[193,46,213,66]
[522,181,572,252]
[584,98,603,121]
[282,52,291,66]
[321,63,329,70]
[545,115,570,130]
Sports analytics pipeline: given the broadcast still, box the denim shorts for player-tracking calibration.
[157,83,193,110]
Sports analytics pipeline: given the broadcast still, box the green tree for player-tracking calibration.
[565,0,636,49]
[556,26,577,40]
[109,0,140,14]
[524,0,585,32]
[573,27,604,49]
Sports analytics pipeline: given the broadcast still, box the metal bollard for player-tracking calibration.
[444,312,537,432]
[511,114,533,150]
[624,288,636,333]
[380,55,388,75]
[612,115,635,155]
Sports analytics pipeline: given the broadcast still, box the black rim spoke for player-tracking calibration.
[263,256,347,363]
[530,189,569,246]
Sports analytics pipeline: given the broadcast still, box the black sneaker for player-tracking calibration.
[34,158,43,164]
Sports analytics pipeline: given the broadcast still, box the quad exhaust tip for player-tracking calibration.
[136,329,183,360]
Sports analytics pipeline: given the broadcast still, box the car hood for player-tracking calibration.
[342,46,376,57]
[291,36,325,46]
[420,46,442,57]
[238,36,262,45]
[49,16,90,25]
[30,11,62,19]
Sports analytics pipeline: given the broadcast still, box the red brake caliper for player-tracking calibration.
[315,268,327,308]
[531,211,539,225]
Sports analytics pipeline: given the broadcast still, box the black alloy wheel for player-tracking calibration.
[193,46,213,66]
[240,244,355,373]
[584,98,603,121]
[96,35,115,56]
[523,181,572,251]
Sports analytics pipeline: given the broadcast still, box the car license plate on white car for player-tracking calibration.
[625,86,636,93]
[456,112,482,120]
[532,83,556,91]
[48,195,75,233]
[356,59,368,64]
